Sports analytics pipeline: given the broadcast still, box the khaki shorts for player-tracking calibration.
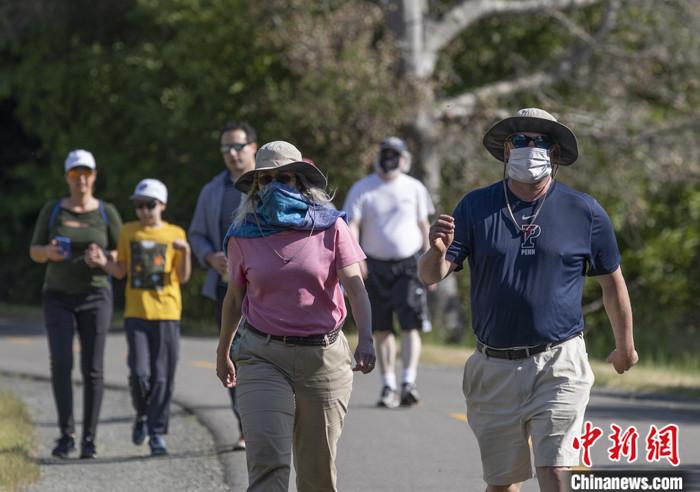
[463,335,594,486]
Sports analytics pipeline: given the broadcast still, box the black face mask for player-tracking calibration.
[379,150,401,172]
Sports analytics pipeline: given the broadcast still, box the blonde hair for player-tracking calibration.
[232,173,335,226]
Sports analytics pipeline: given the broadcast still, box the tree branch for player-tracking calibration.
[437,72,556,119]
[426,0,605,55]
[435,0,622,119]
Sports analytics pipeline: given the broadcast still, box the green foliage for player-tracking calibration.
[2,0,698,369]
[0,0,405,312]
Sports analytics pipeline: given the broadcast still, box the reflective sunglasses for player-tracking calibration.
[220,142,250,153]
[66,167,94,179]
[509,134,555,149]
[257,172,296,187]
[134,200,158,210]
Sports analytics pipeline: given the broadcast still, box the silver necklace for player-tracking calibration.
[502,179,552,234]
[253,212,316,264]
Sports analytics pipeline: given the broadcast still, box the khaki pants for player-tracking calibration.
[232,328,354,492]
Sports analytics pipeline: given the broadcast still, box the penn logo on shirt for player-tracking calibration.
[521,224,541,255]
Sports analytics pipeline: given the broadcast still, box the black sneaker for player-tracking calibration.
[376,386,399,409]
[400,383,420,407]
[80,439,97,459]
[51,435,76,458]
[132,416,147,445]
[149,434,168,456]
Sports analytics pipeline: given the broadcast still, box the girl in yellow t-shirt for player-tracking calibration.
[88,179,190,456]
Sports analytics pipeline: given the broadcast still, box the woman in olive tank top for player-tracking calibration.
[29,149,122,459]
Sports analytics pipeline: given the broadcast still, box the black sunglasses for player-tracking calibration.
[257,173,296,186]
[134,200,158,210]
[220,142,251,153]
[509,134,555,149]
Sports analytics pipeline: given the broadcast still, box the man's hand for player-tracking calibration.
[207,251,229,277]
[353,336,376,374]
[606,347,639,374]
[84,243,107,268]
[429,215,455,255]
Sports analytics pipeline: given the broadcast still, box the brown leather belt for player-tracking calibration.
[476,332,582,360]
[244,321,340,347]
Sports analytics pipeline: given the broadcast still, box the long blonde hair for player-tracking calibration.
[232,173,335,226]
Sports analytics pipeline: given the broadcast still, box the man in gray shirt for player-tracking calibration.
[189,121,257,450]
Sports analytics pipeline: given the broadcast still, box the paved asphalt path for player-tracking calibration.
[1,317,699,491]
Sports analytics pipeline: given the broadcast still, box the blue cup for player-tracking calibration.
[54,236,71,259]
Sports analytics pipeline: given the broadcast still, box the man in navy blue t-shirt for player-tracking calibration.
[419,108,638,492]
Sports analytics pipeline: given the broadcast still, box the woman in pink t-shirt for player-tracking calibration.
[216,141,375,492]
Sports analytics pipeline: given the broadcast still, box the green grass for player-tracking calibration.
[0,389,39,492]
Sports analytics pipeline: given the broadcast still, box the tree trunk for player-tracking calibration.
[404,81,467,340]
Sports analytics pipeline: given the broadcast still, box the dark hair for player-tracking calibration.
[219,121,257,143]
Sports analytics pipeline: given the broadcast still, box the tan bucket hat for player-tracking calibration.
[235,141,327,193]
[482,108,579,165]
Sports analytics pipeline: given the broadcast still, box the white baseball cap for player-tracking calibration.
[130,179,168,204]
[64,149,96,172]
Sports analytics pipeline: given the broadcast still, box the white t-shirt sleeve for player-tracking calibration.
[416,182,435,221]
[342,183,364,222]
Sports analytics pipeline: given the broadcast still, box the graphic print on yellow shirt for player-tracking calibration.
[130,240,168,290]
[118,222,185,320]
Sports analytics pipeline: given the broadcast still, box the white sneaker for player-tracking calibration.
[376,386,399,409]
[233,435,246,451]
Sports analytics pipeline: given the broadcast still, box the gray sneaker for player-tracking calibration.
[149,434,168,456]
[400,383,420,406]
[377,386,399,409]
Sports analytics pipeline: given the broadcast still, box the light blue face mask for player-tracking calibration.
[255,181,310,227]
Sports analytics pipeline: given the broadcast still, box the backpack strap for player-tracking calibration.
[48,199,110,234]
[98,200,110,225]
[47,199,63,234]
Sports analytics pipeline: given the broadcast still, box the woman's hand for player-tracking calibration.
[46,240,68,262]
[84,243,107,268]
[353,335,376,374]
[216,351,237,387]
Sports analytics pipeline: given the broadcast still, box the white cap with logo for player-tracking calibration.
[64,149,96,172]
[131,179,168,204]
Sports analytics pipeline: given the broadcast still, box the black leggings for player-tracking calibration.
[42,288,112,443]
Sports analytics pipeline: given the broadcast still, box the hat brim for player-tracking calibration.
[235,161,328,193]
[483,116,579,165]
[130,193,165,204]
[65,163,96,171]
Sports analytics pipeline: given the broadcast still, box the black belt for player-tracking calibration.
[476,333,582,360]
[244,321,340,347]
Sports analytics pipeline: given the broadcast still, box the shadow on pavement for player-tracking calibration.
[38,447,221,466]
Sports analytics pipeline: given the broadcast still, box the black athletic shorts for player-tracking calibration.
[365,254,427,333]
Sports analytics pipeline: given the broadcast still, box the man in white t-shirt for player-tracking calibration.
[343,137,435,408]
